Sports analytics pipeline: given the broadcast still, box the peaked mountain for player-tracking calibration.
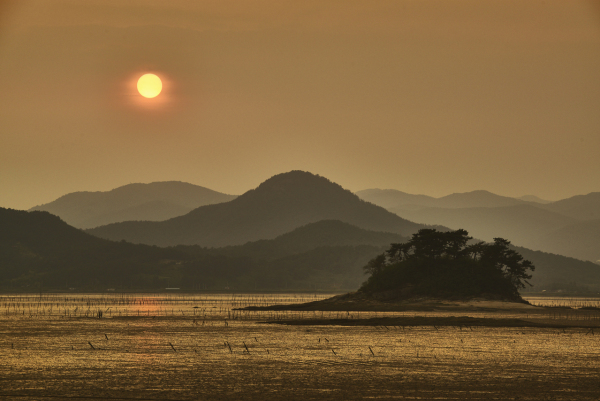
[86,171,429,247]
[539,192,600,221]
[356,189,532,211]
[29,181,237,229]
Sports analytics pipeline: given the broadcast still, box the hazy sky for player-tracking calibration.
[1,0,599,209]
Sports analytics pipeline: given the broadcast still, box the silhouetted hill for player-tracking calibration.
[218,220,406,261]
[390,204,577,250]
[540,192,600,220]
[357,189,533,210]
[86,171,428,247]
[0,208,390,291]
[29,181,237,229]
[0,207,175,288]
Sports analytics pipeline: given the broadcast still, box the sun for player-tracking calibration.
[137,74,162,98]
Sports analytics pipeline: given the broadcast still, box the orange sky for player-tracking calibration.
[1,0,599,209]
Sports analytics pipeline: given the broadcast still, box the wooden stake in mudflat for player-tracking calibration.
[88,342,95,350]
[169,342,176,352]
[369,346,375,356]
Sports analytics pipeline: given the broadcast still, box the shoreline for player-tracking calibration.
[239,291,540,313]
[263,315,600,329]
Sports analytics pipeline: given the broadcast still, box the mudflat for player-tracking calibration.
[2,293,600,400]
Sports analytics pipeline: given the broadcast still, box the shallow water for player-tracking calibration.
[2,293,600,400]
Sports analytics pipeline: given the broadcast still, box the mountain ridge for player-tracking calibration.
[29,181,237,229]
[86,171,431,247]
[356,188,537,210]
[357,188,600,262]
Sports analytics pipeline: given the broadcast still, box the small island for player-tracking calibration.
[239,229,576,327]
[360,228,534,302]
[246,228,535,310]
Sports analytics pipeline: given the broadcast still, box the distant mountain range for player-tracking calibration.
[2,207,599,293]
[537,219,600,262]
[29,181,237,229]
[518,195,551,204]
[14,171,600,271]
[356,189,547,210]
[541,192,600,220]
[357,188,600,262]
[86,171,431,247]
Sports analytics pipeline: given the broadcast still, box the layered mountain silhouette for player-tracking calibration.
[0,208,395,291]
[2,207,600,292]
[518,195,551,204]
[536,219,600,262]
[86,171,429,247]
[356,189,534,210]
[392,204,577,249]
[218,220,406,261]
[29,181,237,229]
[357,189,600,262]
[539,192,600,221]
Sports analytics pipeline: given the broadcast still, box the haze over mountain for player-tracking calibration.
[356,189,534,211]
[29,181,237,229]
[358,189,600,262]
[392,204,577,250]
[518,195,552,204]
[3,207,599,293]
[536,219,600,263]
[86,171,430,247]
[539,192,600,221]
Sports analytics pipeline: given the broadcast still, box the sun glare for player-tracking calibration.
[137,74,162,98]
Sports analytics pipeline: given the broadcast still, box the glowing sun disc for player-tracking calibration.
[137,74,162,98]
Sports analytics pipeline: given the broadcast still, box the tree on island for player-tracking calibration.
[361,229,535,301]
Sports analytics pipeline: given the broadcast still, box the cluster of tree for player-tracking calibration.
[361,229,535,301]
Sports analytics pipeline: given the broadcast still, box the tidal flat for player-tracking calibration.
[2,293,600,400]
